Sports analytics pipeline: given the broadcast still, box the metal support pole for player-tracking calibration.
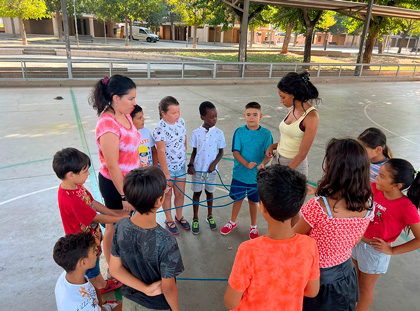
[378,65,382,77]
[21,60,25,78]
[317,64,321,77]
[269,63,273,78]
[238,0,249,62]
[213,63,217,79]
[73,0,79,46]
[356,0,374,75]
[147,63,151,79]
[109,62,112,76]
[61,0,72,79]
[338,65,342,77]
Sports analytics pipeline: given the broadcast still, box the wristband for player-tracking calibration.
[121,195,127,201]
[187,164,194,167]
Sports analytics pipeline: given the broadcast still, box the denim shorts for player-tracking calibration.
[191,171,217,193]
[229,178,259,203]
[352,241,391,274]
[169,164,187,179]
[85,256,100,279]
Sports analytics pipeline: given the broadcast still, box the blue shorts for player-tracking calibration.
[352,241,391,274]
[229,178,259,203]
[85,257,100,279]
[169,164,187,179]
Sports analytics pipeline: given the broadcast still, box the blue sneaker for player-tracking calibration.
[175,216,191,230]
[206,215,217,231]
[165,221,179,235]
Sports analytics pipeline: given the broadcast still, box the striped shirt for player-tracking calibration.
[370,159,388,182]
[96,113,141,179]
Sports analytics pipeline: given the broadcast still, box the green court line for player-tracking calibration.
[70,88,102,202]
[0,158,52,170]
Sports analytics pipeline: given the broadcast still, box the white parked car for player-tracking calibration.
[131,26,159,42]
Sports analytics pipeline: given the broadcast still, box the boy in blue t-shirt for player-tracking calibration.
[220,102,273,239]
[131,105,157,167]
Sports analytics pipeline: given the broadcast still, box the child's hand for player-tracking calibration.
[208,163,216,173]
[371,238,393,255]
[187,165,195,175]
[265,145,274,158]
[122,201,135,213]
[145,280,162,296]
[257,163,265,170]
[247,162,257,169]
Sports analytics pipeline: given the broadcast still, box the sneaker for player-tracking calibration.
[175,216,191,230]
[165,221,179,235]
[100,279,122,294]
[206,215,217,231]
[249,227,259,240]
[220,221,237,235]
[192,219,200,235]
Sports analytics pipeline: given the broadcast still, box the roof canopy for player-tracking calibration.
[249,0,420,20]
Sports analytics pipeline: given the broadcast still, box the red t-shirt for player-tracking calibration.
[365,182,420,243]
[95,113,141,180]
[228,234,319,311]
[57,184,97,235]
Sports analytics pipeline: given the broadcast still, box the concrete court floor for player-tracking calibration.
[0,81,420,311]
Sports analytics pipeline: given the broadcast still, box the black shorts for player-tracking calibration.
[303,258,358,311]
[98,173,123,210]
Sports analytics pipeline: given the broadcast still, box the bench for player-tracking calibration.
[329,42,338,45]
[78,35,94,43]
[187,37,199,43]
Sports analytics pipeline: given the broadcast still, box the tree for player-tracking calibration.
[45,0,63,41]
[0,0,49,45]
[316,11,336,50]
[168,0,206,48]
[299,9,323,63]
[204,0,233,44]
[393,18,420,53]
[269,7,301,54]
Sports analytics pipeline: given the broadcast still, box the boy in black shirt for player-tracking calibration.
[109,167,184,311]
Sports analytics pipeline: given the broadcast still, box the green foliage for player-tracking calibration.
[168,0,205,26]
[0,0,49,19]
[316,11,336,32]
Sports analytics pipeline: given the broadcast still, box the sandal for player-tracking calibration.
[175,216,191,230]
[165,220,179,235]
[100,279,122,294]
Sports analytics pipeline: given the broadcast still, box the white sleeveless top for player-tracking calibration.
[277,106,316,159]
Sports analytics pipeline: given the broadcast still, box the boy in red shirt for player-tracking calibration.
[53,147,128,293]
[224,165,320,311]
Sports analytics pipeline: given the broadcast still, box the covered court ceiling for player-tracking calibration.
[247,0,420,20]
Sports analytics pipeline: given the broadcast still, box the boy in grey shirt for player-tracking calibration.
[109,167,184,311]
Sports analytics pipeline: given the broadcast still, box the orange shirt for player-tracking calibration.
[228,234,320,311]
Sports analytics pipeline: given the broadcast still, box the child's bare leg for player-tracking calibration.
[173,178,186,219]
[205,190,213,217]
[89,273,107,289]
[163,190,173,222]
[249,201,259,226]
[103,224,114,265]
[231,199,244,223]
[193,192,201,219]
[357,272,381,311]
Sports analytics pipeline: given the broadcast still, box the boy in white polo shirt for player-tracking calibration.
[187,101,226,234]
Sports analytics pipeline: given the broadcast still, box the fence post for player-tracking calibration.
[294,64,297,72]
[182,63,185,79]
[396,65,400,77]
[241,63,245,78]
[147,63,151,79]
[359,64,363,77]
[109,62,113,77]
[21,60,26,79]
[317,64,321,77]
[269,63,273,78]
[338,65,342,77]
[413,65,417,77]
[378,65,382,77]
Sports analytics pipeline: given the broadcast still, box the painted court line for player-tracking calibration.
[0,185,58,206]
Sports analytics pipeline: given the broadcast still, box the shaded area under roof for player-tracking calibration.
[249,0,420,20]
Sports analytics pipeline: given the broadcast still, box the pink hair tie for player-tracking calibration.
[102,76,110,85]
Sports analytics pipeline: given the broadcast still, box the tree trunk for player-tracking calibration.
[103,21,107,44]
[249,25,254,49]
[19,17,27,45]
[378,39,383,54]
[398,32,407,54]
[124,16,129,46]
[10,17,16,38]
[281,24,293,54]
[323,32,328,50]
[171,19,175,41]
[350,34,355,47]
[293,32,298,47]
[55,4,63,41]
[304,26,314,63]
[193,25,197,48]
[214,27,217,44]
[129,20,133,42]
[362,26,380,64]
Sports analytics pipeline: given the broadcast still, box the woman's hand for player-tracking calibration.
[265,144,275,158]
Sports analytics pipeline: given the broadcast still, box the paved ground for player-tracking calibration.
[0,81,420,310]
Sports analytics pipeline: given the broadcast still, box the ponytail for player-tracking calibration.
[358,127,393,159]
[89,75,136,116]
[386,159,420,209]
[277,71,320,105]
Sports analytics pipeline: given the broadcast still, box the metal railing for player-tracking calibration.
[0,58,419,80]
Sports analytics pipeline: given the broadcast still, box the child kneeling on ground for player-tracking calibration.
[109,166,184,311]
[224,165,320,311]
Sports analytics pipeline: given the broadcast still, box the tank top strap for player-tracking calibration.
[321,196,333,218]
[300,106,317,120]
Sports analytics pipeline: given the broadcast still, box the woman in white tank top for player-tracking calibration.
[266,72,320,177]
